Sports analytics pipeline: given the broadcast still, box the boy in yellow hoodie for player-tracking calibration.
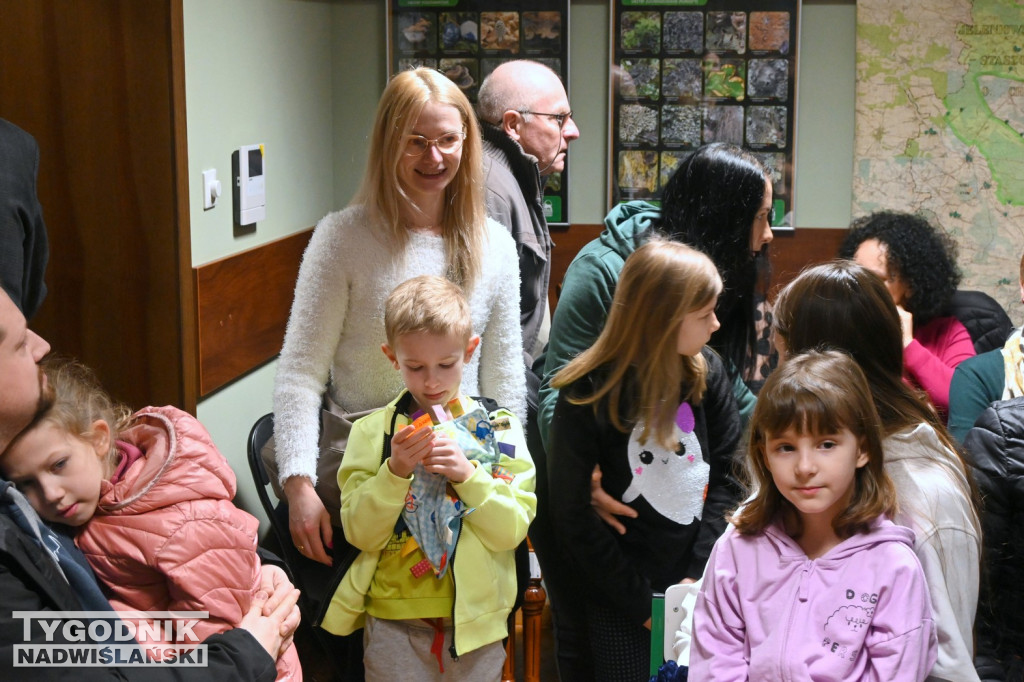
[319,275,536,681]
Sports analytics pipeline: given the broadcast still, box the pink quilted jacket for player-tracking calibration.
[75,406,300,681]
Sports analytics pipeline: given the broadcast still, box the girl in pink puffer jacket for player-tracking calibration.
[0,358,300,681]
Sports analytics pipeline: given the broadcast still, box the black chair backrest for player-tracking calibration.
[246,413,297,576]
[948,290,1014,354]
[247,414,364,677]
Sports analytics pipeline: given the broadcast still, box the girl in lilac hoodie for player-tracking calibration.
[691,350,937,681]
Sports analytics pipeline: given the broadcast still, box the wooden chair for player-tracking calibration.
[502,540,547,682]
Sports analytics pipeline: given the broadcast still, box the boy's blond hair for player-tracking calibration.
[384,275,474,347]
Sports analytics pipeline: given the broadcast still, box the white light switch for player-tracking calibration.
[202,168,222,210]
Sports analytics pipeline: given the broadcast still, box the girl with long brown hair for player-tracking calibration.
[547,239,742,680]
[692,350,936,681]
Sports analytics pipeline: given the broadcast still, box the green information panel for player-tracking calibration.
[610,0,799,226]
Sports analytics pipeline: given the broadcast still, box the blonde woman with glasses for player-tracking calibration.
[271,68,525,580]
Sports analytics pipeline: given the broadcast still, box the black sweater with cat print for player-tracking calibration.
[547,348,742,626]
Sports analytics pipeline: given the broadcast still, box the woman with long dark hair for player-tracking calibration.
[539,142,773,442]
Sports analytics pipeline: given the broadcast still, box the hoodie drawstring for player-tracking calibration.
[421,618,446,673]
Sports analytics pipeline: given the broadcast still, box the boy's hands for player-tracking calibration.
[388,424,434,478]
[387,425,473,482]
[423,435,474,482]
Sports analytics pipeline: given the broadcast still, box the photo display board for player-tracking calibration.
[610,1,800,225]
[388,1,572,225]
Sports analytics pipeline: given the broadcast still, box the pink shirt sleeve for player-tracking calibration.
[903,316,976,413]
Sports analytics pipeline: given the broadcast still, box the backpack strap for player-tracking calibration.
[313,391,417,630]
[472,395,501,414]
[381,392,417,465]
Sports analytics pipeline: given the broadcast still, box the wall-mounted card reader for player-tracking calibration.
[233,144,266,226]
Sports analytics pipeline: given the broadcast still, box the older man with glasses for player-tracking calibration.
[477,60,579,379]
[477,60,586,682]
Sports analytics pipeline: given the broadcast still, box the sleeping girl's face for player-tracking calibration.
[0,420,110,527]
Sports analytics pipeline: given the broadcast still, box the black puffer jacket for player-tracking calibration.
[963,396,1024,681]
[947,290,1013,354]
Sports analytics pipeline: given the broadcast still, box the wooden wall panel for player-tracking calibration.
[768,227,849,296]
[547,224,849,310]
[0,1,190,410]
[549,223,604,308]
[194,230,312,397]
[188,225,847,396]
[170,1,196,409]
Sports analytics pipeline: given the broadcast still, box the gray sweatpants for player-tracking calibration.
[363,615,505,682]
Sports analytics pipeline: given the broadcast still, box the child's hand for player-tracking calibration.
[423,435,475,483]
[388,424,434,478]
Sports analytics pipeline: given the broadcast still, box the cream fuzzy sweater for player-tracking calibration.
[272,205,526,486]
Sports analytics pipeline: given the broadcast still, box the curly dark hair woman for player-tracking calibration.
[839,211,961,322]
[838,211,974,414]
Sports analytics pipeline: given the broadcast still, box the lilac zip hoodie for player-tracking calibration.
[691,517,937,681]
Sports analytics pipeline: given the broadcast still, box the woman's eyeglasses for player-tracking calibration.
[403,131,466,156]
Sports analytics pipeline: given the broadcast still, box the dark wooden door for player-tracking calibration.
[0,0,196,411]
